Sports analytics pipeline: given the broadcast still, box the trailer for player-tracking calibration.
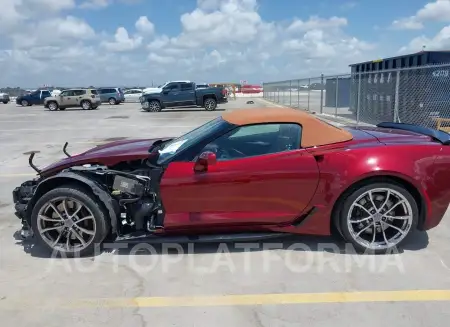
[350,51,450,127]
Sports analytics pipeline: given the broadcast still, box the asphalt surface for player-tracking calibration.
[1,98,450,326]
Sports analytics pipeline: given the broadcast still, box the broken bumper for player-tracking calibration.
[12,179,38,221]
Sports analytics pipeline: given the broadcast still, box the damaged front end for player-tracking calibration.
[12,143,166,242]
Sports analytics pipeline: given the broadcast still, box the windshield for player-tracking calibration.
[156,117,228,165]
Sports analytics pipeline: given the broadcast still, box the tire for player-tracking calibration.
[30,185,110,257]
[81,100,92,110]
[21,100,28,107]
[2,101,7,104]
[47,101,58,111]
[145,100,162,112]
[337,182,418,254]
[108,97,117,105]
[204,98,217,111]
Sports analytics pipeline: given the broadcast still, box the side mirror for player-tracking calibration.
[194,151,217,172]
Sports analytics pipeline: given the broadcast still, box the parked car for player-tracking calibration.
[123,89,143,102]
[142,80,191,95]
[11,107,450,257]
[16,89,52,106]
[140,81,227,112]
[44,88,101,111]
[0,92,10,104]
[97,87,125,105]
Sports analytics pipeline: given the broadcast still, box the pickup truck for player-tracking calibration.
[16,89,52,106]
[139,81,227,112]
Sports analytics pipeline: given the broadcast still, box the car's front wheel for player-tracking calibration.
[30,185,110,257]
[47,101,58,111]
[144,100,162,112]
[21,100,29,107]
[337,182,418,254]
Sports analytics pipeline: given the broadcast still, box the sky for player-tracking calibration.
[1,0,450,88]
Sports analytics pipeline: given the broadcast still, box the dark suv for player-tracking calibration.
[97,87,125,105]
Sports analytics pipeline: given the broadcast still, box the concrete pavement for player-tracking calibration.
[0,98,450,327]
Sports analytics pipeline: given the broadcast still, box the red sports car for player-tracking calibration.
[12,107,450,256]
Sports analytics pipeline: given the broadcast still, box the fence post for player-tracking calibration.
[357,73,361,124]
[394,70,400,122]
[307,78,311,111]
[289,80,292,107]
[320,74,324,114]
[335,76,339,117]
[277,86,279,103]
[297,79,300,110]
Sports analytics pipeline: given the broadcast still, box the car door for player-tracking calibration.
[178,82,196,106]
[160,123,320,230]
[59,90,76,107]
[161,83,181,107]
[72,89,86,106]
[29,91,41,104]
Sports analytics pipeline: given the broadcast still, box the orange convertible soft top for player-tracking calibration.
[222,107,353,148]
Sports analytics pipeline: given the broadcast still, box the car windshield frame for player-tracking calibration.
[156,116,230,165]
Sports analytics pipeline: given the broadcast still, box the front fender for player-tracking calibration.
[27,172,119,233]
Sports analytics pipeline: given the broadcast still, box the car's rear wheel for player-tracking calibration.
[204,98,217,111]
[81,100,92,110]
[337,182,418,254]
[30,185,110,257]
[108,97,117,105]
[2,101,7,104]
[21,100,28,107]
[47,101,58,111]
[145,100,162,112]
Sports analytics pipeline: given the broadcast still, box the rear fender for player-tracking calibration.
[28,172,119,233]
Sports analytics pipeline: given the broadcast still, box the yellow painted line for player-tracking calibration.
[2,290,450,310]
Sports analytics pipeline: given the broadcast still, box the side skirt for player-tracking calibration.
[114,232,290,244]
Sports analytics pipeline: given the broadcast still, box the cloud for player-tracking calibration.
[135,16,155,35]
[287,16,348,33]
[399,25,450,53]
[0,0,378,86]
[392,0,450,30]
[101,27,143,52]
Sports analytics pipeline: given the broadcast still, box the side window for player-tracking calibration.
[164,83,179,91]
[73,90,85,96]
[63,90,75,96]
[90,89,98,95]
[42,91,51,97]
[201,123,302,161]
[180,82,193,91]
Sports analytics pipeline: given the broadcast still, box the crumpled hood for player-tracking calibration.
[40,137,171,176]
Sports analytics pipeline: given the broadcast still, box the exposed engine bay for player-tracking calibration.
[13,157,167,240]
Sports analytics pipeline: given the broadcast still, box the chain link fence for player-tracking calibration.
[263,63,450,131]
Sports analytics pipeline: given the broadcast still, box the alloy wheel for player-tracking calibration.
[82,101,91,110]
[205,99,215,110]
[48,102,57,111]
[148,101,160,112]
[36,197,97,253]
[346,188,413,251]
